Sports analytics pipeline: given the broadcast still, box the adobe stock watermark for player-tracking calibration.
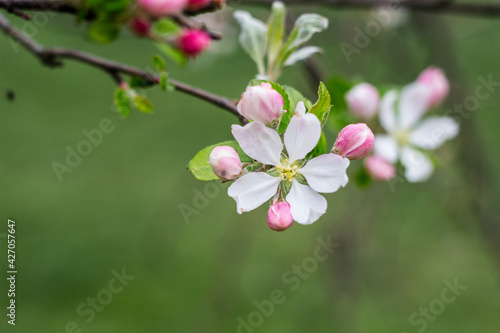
[49,267,135,333]
[386,74,500,192]
[179,181,227,224]
[6,2,59,53]
[400,277,467,333]
[340,1,405,63]
[231,234,340,333]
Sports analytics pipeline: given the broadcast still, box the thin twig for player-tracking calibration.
[0,12,242,120]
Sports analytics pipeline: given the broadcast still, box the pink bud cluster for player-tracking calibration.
[267,202,293,231]
[364,155,396,181]
[137,0,215,16]
[345,83,379,120]
[236,83,284,124]
[417,67,449,108]
[209,146,242,181]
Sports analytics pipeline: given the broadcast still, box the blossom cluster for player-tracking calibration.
[208,83,374,231]
[130,0,221,56]
[344,67,459,183]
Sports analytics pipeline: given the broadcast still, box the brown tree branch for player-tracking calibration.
[0,12,242,120]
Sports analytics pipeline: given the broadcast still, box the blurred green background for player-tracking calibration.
[1,3,500,333]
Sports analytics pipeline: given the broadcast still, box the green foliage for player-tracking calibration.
[160,73,168,92]
[234,10,268,76]
[83,0,132,43]
[267,2,286,67]
[152,55,167,72]
[114,88,131,118]
[354,164,373,188]
[188,141,253,181]
[156,43,188,67]
[153,19,181,36]
[129,77,155,88]
[309,82,332,127]
[133,96,154,114]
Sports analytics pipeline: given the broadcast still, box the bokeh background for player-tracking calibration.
[1,2,500,332]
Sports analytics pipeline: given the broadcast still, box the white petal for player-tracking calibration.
[379,90,398,132]
[409,116,459,150]
[299,154,350,193]
[284,106,321,162]
[295,101,306,116]
[231,121,283,166]
[400,146,434,183]
[228,172,281,214]
[374,135,399,164]
[398,83,432,129]
[286,180,327,225]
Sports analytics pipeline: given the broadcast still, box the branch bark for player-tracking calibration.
[0,12,242,120]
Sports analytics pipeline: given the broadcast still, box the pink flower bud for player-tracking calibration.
[364,155,396,181]
[186,0,212,11]
[130,17,151,36]
[345,83,379,120]
[209,146,242,181]
[333,123,375,160]
[177,29,212,57]
[138,0,188,17]
[267,202,293,232]
[417,67,449,107]
[237,83,284,125]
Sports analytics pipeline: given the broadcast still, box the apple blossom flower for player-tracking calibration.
[374,83,459,182]
[417,67,449,108]
[333,123,374,160]
[267,201,293,231]
[345,83,380,120]
[177,29,212,57]
[138,0,188,17]
[209,146,242,181]
[236,83,284,125]
[364,155,396,181]
[228,102,350,225]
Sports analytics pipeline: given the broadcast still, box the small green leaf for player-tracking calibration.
[87,19,121,44]
[114,88,130,118]
[234,10,268,76]
[160,73,168,92]
[267,1,286,67]
[309,82,332,126]
[156,43,188,67]
[154,19,180,36]
[129,77,155,88]
[187,141,253,181]
[152,55,166,72]
[325,76,353,130]
[133,96,154,114]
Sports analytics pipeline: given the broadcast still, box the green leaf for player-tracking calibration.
[160,73,168,92]
[234,10,268,76]
[133,96,154,114]
[309,82,332,126]
[87,19,121,44]
[156,43,187,67]
[306,132,327,160]
[283,46,323,67]
[154,19,180,36]
[114,88,131,118]
[129,77,155,88]
[278,14,328,66]
[187,141,253,181]
[267,1,286,67]
[152,55,166,72]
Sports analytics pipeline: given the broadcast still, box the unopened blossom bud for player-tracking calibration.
[177,29,212,57]
[364,155,396,181]
[345,83,379,120]
[138,0,188,17]
[237,83,284,124]
[209,146,242,181]
[417,67,449,107]
[267,202,293,232]
[333,123,374,160]
[130,17,151,36]
[186,0,212,11]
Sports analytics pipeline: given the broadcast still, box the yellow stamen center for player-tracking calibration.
[393,129,411,145]
[275,159,298,182]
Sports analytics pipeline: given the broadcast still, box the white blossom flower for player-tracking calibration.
[228,102,350,225]
[374,83,459,182]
